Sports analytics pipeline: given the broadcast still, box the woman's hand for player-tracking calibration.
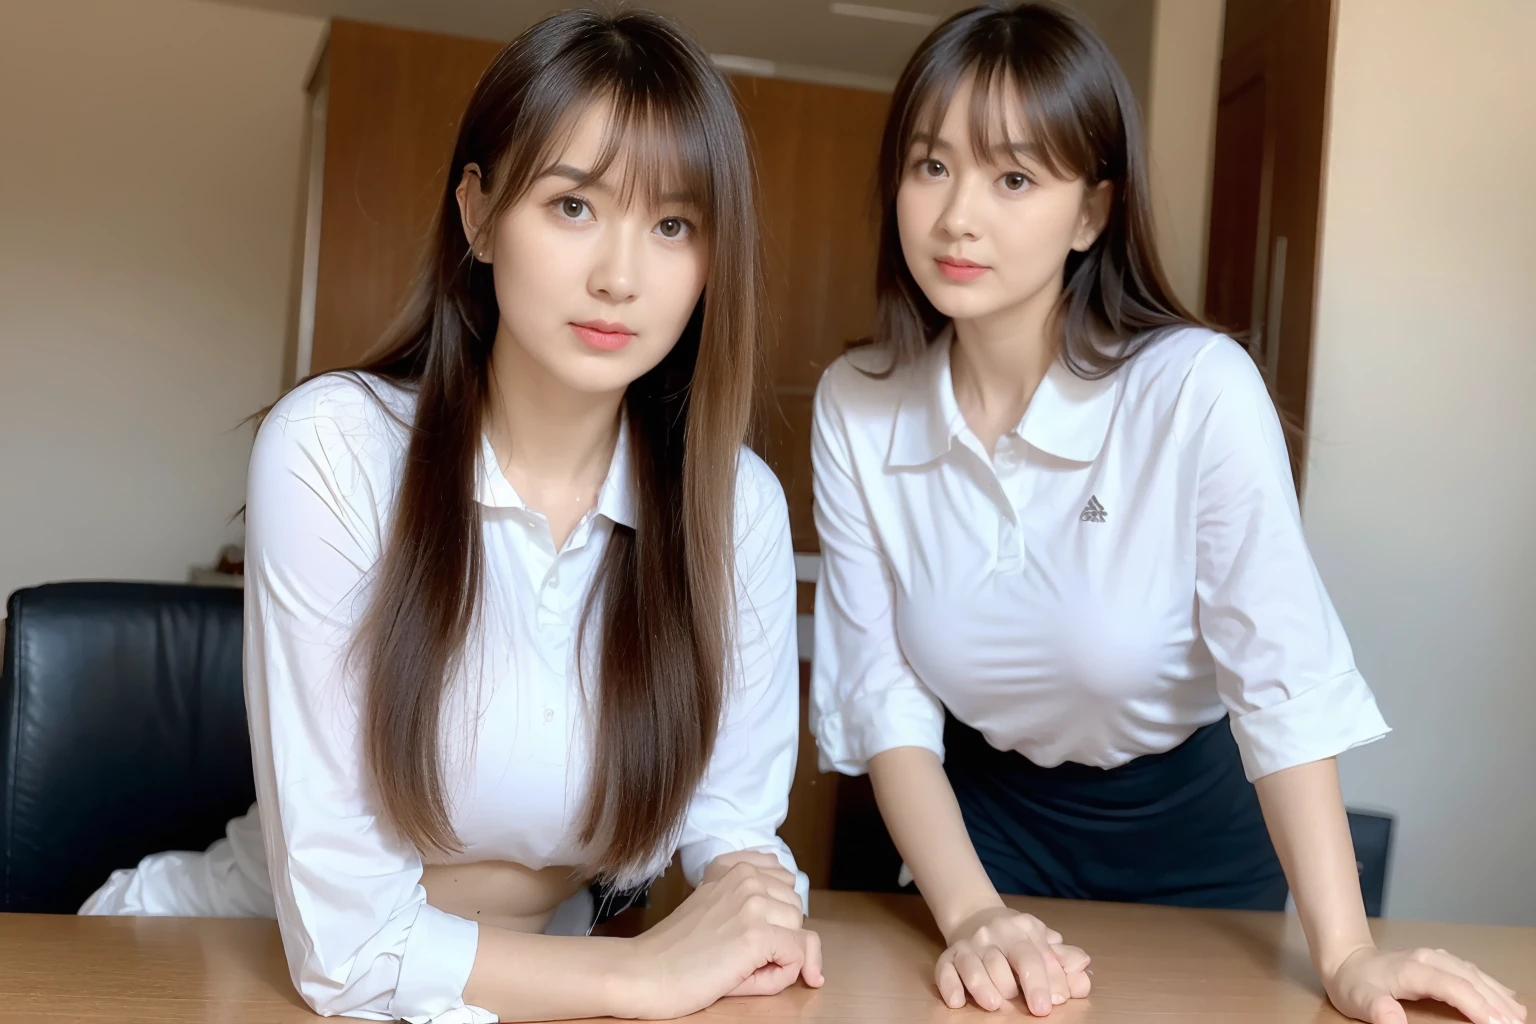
[1323,945,1526,1024]
[699,849,799,892]
[937,905,1091,1015]
[621,858,822,1019]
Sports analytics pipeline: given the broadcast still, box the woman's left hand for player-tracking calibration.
[1323,945,1526,1024]
[701,850,798,894]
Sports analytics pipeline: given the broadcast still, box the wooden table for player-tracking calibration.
[0,891,1530,1022]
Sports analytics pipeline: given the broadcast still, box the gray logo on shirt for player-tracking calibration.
[1080,496,1107,523]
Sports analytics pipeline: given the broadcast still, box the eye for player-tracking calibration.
[917,158,948,179]
[656,216,692,240]
[1000,171,1032,192]
[556,195,591,220]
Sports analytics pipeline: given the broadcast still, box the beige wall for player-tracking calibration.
[1143,0,1224,312]
[1306,0,1536,924]
[0,0,325,603]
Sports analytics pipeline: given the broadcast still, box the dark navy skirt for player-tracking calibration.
[943,714,1288,911]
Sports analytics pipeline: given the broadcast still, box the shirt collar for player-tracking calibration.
[887,328,1120,468]
[474,414,638,529]
[888,335,965,468]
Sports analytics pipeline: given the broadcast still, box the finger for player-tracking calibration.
[1399,964,1500,1024]
[1364,992,1408,1024]
[727,959,801,997]
[728,924,807,998]
[725,867,801,914]
[720,853,797,890]
[747,879,804,917]
[765,925,813,992]
[1035,939,1070,1007]
[1045,929,1063,945]
[936,957,967,1010]
[1429,952,1525,1024]
[1004,940,1054,1016]
[742,891,804,931]
[1052,943,1092,974]
[719,851,784,871]
[799,929,825,988]
[1051,943,1092,1000]
[982,946,1020,1001]
[956,949,1004,1011]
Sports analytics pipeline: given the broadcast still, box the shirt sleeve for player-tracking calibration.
[808,367,946,777]
[1187,342,1390,781]
[243,384,492,1024]
[676,454,809,909]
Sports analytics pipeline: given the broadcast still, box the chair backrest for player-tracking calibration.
[0,582,254,913]
[1347,809,1394,918]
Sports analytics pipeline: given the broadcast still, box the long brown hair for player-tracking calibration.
[875,1,1208,376]
[334,10,760,882]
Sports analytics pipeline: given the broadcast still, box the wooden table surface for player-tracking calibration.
[0,891,1530,1022]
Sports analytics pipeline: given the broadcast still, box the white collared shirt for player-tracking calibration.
[809,328,1389,783]
[239,374,803,1022]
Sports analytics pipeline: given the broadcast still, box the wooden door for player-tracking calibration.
[1204,0,1335,486]
[309,21,501,374]
[734,77,889,552]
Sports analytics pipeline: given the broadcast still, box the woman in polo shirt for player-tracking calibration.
[810,5,1525,1024]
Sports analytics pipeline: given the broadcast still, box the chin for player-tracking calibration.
[550,349,664,396]
[919,281,1009,322]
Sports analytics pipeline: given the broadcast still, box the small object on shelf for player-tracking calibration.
[189,544,245,588]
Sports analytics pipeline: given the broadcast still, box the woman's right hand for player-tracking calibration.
[937,906,1092,1015]
[622,859,823,1019]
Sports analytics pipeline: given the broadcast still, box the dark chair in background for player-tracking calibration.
[1347,809,1394,918]
[0,580,645,924]
[0,582,252,913]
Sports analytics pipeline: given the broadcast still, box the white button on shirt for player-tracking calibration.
[168,375,801,1022]
[809,328,1389,784]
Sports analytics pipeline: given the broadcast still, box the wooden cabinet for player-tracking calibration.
[300,21,501,376]
[735,76,888,551]
[291,18,889,906]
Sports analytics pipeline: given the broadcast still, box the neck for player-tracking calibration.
[486,327,623,497]
[949,281,1061,437]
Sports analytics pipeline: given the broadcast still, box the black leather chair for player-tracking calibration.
[0,582,253,913]
[0,580,647,924]
[1348,809,1394,918]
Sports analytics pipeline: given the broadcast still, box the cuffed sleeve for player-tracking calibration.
[676,451,808,908]
[1187,343,1390,780]
[808,368,946,776]
[244,378,489,1022]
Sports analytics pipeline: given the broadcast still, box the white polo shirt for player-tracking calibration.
[809,327,1389,783]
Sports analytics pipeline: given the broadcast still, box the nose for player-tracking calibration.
[588,218,641,304]
[935,176,981,242]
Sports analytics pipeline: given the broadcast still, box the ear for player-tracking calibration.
[1071,180,1113,252]
[456,163,493,263]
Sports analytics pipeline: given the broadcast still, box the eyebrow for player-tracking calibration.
[909,132,1045,161]
[538,163,693,204]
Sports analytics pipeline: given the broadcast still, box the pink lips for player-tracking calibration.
[935,256,990,282]
[570,319,635,352]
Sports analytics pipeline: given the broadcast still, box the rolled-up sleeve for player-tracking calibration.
[1188,343,1390,780]
[808,370,945,777]
[676,454,808,908]
[244,383,491,1023]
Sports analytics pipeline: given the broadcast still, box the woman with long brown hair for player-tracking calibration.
[80,10,822,1021]
[810,4,1523,1024]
